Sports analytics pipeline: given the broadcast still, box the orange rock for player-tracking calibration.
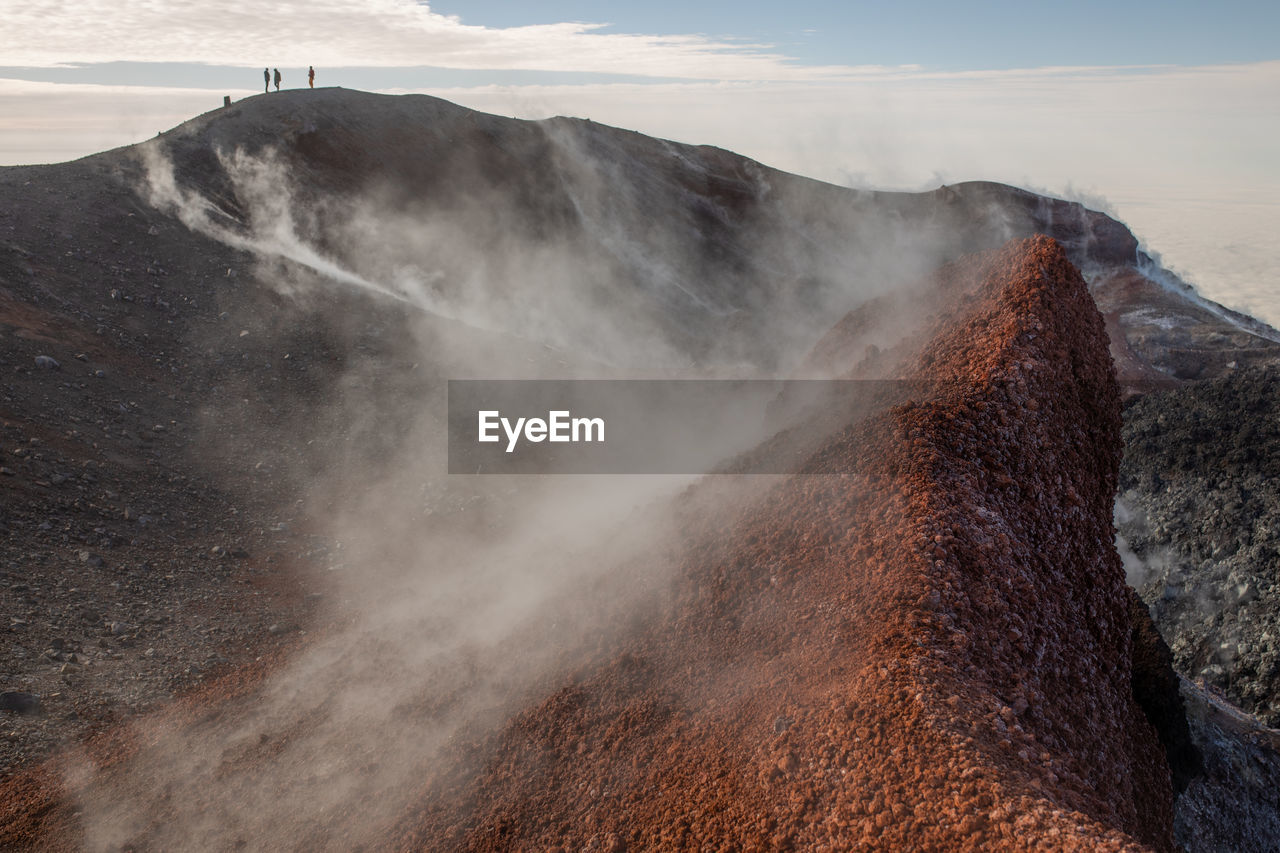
[387,237,1173,852]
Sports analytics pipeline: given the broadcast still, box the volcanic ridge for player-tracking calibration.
[1,89,1277,850]
[390,236,1177,851]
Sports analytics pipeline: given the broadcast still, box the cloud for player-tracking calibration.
[6,0,903,81]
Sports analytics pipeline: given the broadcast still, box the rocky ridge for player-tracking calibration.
[123,88,1280,381]
[394,237,1178,851]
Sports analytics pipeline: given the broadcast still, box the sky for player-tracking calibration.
[3,1,1278,324]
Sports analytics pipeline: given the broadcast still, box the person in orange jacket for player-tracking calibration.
[308,66,315,88]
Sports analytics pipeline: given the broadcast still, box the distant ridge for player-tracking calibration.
[60,86,1280,381]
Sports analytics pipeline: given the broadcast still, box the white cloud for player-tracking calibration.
[6,0,898,81]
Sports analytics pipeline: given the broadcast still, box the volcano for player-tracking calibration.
[0,89,1276,850]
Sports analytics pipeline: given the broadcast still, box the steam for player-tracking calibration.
[67,114,978,849]
[1133,253,1280,344]
[1114,495,1251,692]
[138,113,962,373]
[139,142,451,314]
[137,137,700,367]
[1114,497,1175,587]
[74,473,691,850]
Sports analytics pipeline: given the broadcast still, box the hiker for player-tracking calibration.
[308,66,315,88]
[273,68,281,91]
[263,68,270,93]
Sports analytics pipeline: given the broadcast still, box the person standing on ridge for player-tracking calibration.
[263,68,270,93]
[308,66,315,88]
[273,68,281,91]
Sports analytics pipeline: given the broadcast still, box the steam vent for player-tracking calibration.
[388,236,1177,850]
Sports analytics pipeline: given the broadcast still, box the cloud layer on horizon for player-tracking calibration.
[8,0,902,81]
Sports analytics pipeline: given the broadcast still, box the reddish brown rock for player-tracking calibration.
[393,236,1175,850]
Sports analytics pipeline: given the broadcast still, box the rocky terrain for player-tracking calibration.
[0,181,323,773]
[0,88,1277,849]
[1173,678,1280,852]
[1119,367,1280,726]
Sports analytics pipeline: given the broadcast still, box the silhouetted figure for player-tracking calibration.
[263,68,270,93]
[308,66,315,88]
[273,68,281,91]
